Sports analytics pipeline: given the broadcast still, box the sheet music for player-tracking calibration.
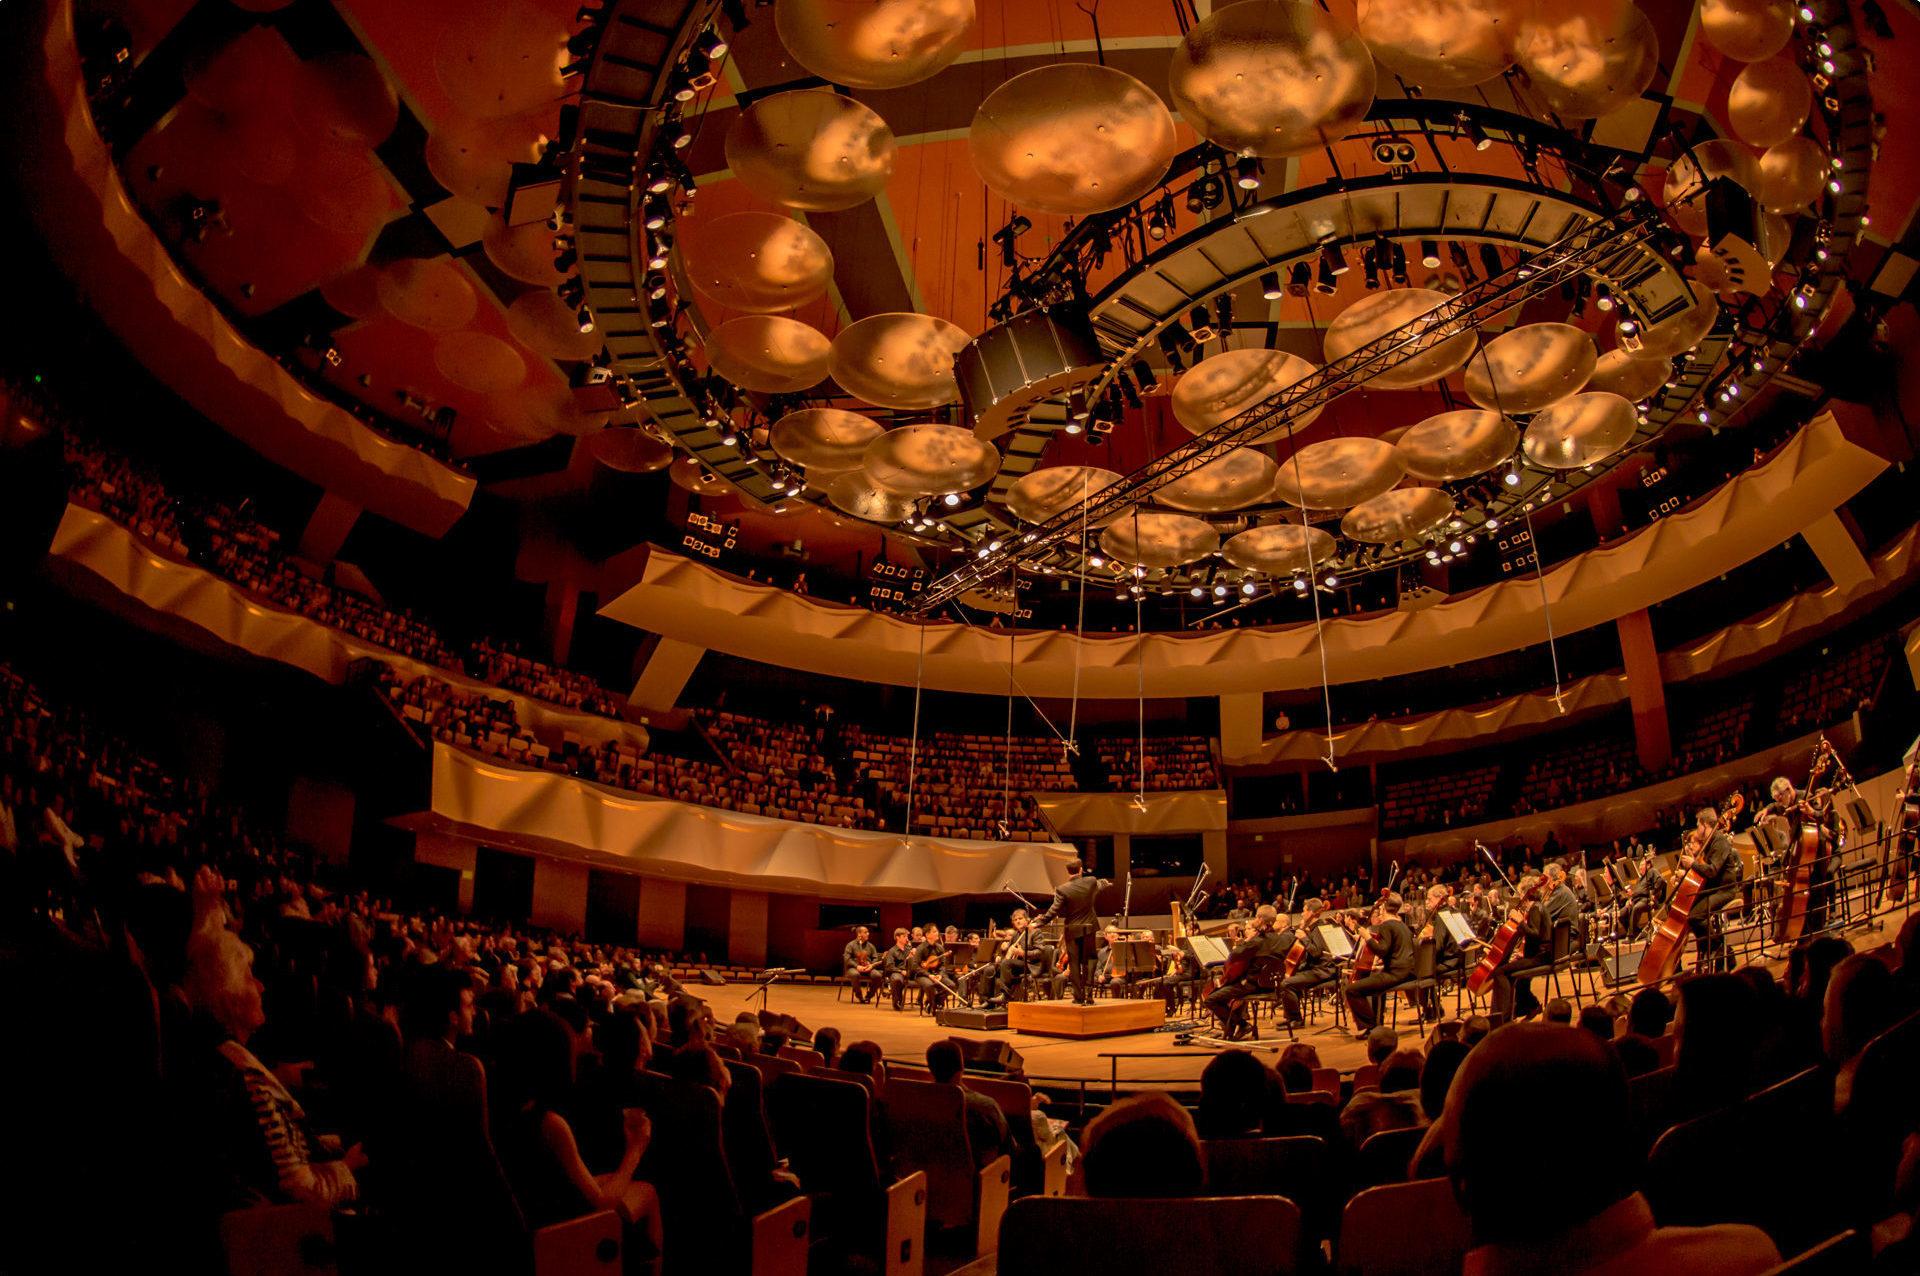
[1317,924,1353,959]
[1440,910,1476,946]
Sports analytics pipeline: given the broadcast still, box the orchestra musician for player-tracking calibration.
[1757,774,1836,933]
[1416,884,1469,1021]
[841,925,880,1004]
[1205,904,1289,1041]
[1490,867,1578,1022]
[1277,897,1337,1028]
[1682,805,1743,972]
[1345,891,1415,1035]
[977,911,1038,1006]
[910,929,951,1011]
[1036,858,1107,1006]
[1093,924,1130,995]
[879,927,916,1011]
[1156,941,1204,1013]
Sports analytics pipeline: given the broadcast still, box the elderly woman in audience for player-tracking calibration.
[182,927,364,1208]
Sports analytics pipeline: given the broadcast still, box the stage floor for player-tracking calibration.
[696,982,1414,1085]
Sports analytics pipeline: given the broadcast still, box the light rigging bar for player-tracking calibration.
[911,200,1663,614]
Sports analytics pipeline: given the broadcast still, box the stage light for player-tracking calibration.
[1324,572,1339,588]
[1504,466,1521,487]
[1449,539,1464,554]
[1293,577,1308,592]
[1089,553,1105,568]
[1457,111,1492,150]
[1362,253,1380,290]
[1287,262,1312,297]
[1594,283,1614,312]
[1315,257,1338,295]
[576,306,594,333]
[1241,581,1257,596]
[1213,584,1228,598]
[1235,156,1262,190]
[943,492,961,507]
[1320,241,1349,276]
[1260,270,1282,300]
[1390,243,1410,287]
[1420,240,1441,269]
[1190,585,1205,598]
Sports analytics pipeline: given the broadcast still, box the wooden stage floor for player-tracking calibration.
[696,981,1424,1086]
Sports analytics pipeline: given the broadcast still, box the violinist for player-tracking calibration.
[1205,904,1289,1041]
[1345,892,1415,1035]
[842,925,881,1004]
[1682,805,1742,973]
[911,929,951,1011]
[880,927,916,1010]
[1418,884,1469,1015]
[1278,897,1337,1028]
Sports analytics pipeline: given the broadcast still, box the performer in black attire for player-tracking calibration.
[1037,859,1107,1005]
[910,932,951,1010]
[1760,774,1837,933]
[1345,892,1415,1033]
[1491,866,1579,1021]
[983,910,1039,1004]
[1278,898,1337,1027]
[1412,885,1467,1021]
[841,926,881,1003]
[1156,943,1204,1013]
[1205,904,1289,1040]
[879,928,917,1010]
[1684,805,1743,972]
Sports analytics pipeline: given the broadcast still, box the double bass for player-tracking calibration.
[1767,741,1837,946]
[1889,752,1919,908]
[1637,791,1745,987]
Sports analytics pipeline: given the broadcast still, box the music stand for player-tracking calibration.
[1183,936,1230,967]
[1317,925,1355,960]
[1439,911,1477,948]
[1117,940,1161,974]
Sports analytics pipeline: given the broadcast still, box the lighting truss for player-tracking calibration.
[910,200,1663,615]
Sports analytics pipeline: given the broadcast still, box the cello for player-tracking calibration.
[1466,880,1539,997]
[1769,741,1837,947]
[1637,791,1744,987]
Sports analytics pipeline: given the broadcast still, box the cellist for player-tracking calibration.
[1489,874,1552,1023]
[1277,897,1337,1029]
[1345,891,1415,1036]
[1681,805,1742,973]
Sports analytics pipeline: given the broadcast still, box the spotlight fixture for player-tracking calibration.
[1146,205,1168,240]
[1260,270,1282,300]
[1213,583,1228,598]
[1189,305,1218,344]
[1362,252,1380,291]
[576,305,594,333]
[1594,282,1614,312]
[693,26,728,58]
[1234,155,1262,190]
[1390,243,1410,287]
[1503,464,1521,487]
[1240,581,1257,596]
[1420,240,1441,269]
[1315,257,1338,294]
[1191,585,1205,599]
[1456,110,1492,151]
[943,492,962,507]
[1449,240,1475,282]
[1287,262,1312,297]
[1320,241,1350,277]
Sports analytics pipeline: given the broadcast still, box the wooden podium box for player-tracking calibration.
[1006,1000,1165,1039]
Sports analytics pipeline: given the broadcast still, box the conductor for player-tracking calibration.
[1037,858,1108,1005]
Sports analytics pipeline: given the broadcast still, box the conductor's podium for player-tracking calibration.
[1006,999,1165,1039]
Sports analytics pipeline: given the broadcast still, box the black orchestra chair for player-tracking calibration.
[1384,939,1437,1030]
[1335,1178,1472,1276]
[995,1195,1302,1276]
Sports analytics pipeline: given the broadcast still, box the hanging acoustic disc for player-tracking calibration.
[770,408,884,473]
[679,212,835,314]
[1584,348,1670,402]
[1462,322,1596,415]
[1699,0,1793,62]
[1222,520,1336,574]
[1100,512,1222,568]
[773,0,975,89]
[1341,487,1455,543]
[826,470,916,522]
[968,63,1177,215]
[706,315,833,393]
[1171,349,1324,442]
[1513,0,1659,120]
[1726,56,1812,148]
[1356,0,1527,89]
[1627,292,1719,360]
[585,427,673,473]
[724,90,897,212]
[829,312,972,410]
[1756,136,1830,214]
[862,423,1001,497]
[1270,436,1408,509]
[1395,409,1519,482]
[1157,449,1279,514]
[1522,391,1638,469]
[1321,289,1479,390]
[1168,0,1377,158]
[1004,466,1124,525]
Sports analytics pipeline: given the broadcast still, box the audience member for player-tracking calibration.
[1080,1093,1206,1198]
[1197,1049,1274,1138]
[927,1039,1012,1169]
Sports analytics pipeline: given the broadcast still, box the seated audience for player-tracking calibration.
[1442,1025,1779,1274]
[927,1038,1012,1168]
[1080,1093,1206,1198]
[1197,1049,1275,1138]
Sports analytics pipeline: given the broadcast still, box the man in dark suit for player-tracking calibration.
[927,1039,1012,1169]
[987,910,1038,1004]
[1345,891,1416,1034]
[1278,897,1338,1027]
[842,925,880,1003]
[1205,903,1290,1039]
[1684,805,1743,972]
[1037,859,1107,1005]
[911,930,951,1010]
[879,927,917,1010]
